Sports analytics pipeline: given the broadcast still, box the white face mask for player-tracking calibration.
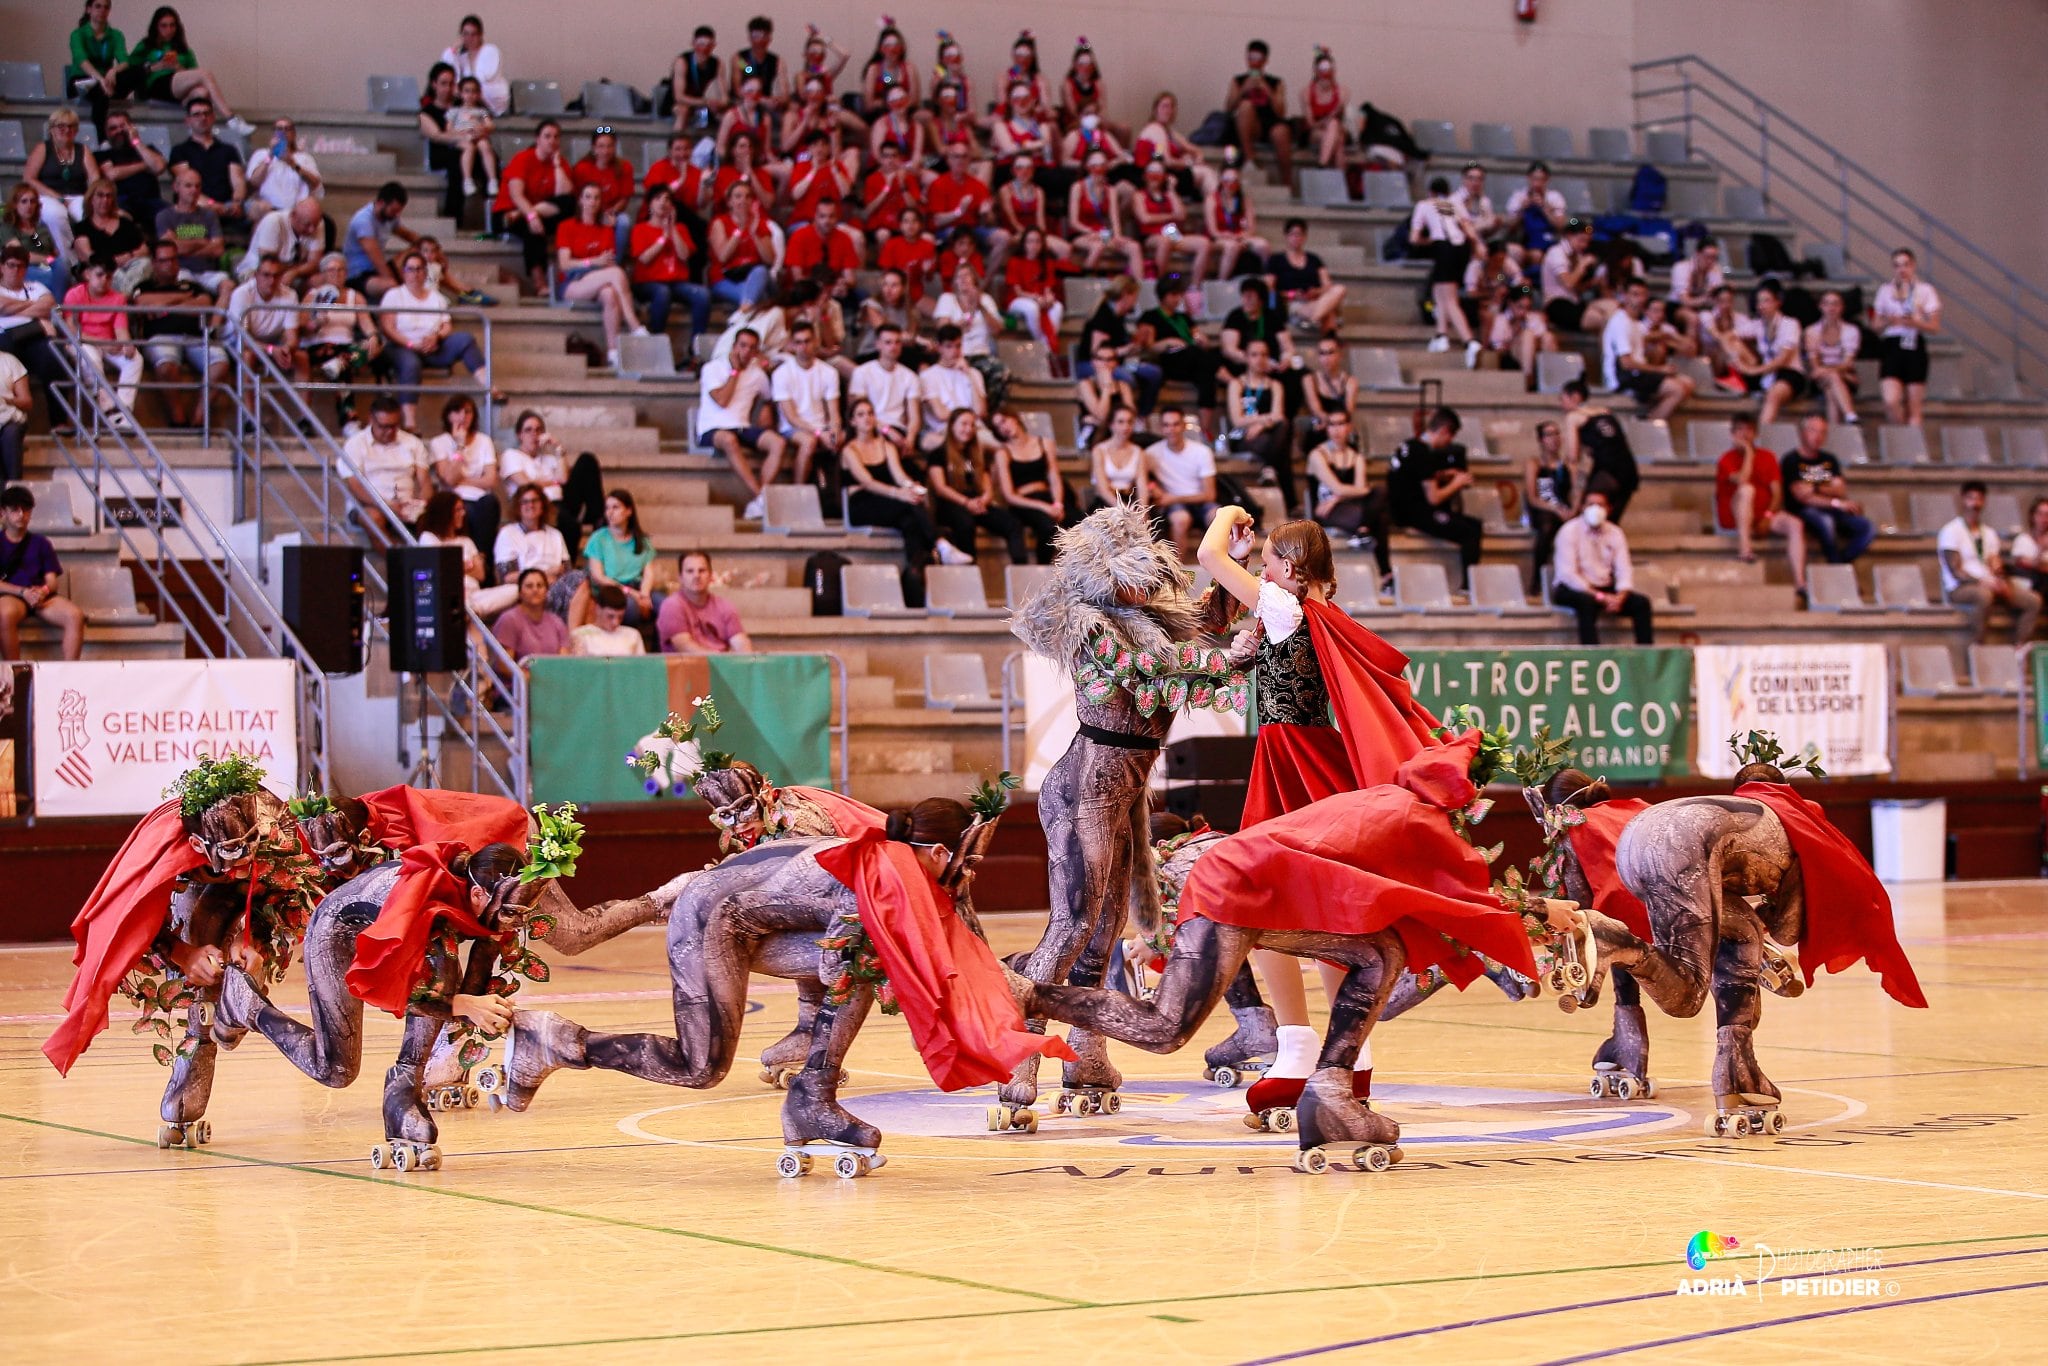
[1582,504,1608,528]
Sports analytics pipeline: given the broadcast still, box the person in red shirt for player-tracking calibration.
[1002,225,1071,351]
[868,84,926,167]
[1714,411,1808,591]
[493,118,574,292]
[783,196,863,293]
[717,76,788,185]
[1065,150,1143,278]
[629,185,709,358]
[785,128,857,228]
[707,179,775,309]
[924,80,988,181]
[926,142,1009,278]
[571,126,638,261]
[861,139,922,243]
[711,131,779,216]
[1130,158,1212,291]
[555,182,645,364]
[878,206,941,303]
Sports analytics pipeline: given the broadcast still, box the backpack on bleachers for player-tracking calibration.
[1357,103,1423,163]
[804,550,850,617]
[1748,233,1797,277]
[1189,110,1233,146]
[1779,284,1822,328]
[1626,165,1668,214]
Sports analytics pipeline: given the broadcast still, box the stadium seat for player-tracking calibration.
[1297,168,1354,208]
[1832,424,1870,465]
[511,80,566,116]
[1469,564,1544,614]
[1064,276,1110,318]
[67,564,143,623]
[1986,493,2024,536]
[1529,126,1575,162]
[1666,178,1716,218]
[1623,417,1675,462]
[1805,563,1878,613]
[1629,564,1692,614]
[1942,426,1993,466]
[1968,644,2023,694]
[1970,360,2021,401]
[134,125,173,157]
[1364,414,1413,455]
[997,339,1054,381]
[1463,484,1513,534]
[1352,347,1405,391]
[581,81,638,121]
[841,564,922,618]
[1882,425,1932,466]
[1898,645,1977,697]
[1873,563,1942,611]
[1722,185,1767,219]
[16,480,83,531]
[1756,422,1798,454]
[366,75,421,114]
[1672,355,1716,396]
[0,122,25,164]
[1644,129,1689,165]
[1861,489,1903,535]
[1202,279,1242,318]
[924,653,1001,710]
[924,565,1004,618]
[761,485,830,535]
[613,333,676,380]
[1806,242,1848,279]
[1019,410,1056,445]
[2002,427,2048,467]
[1393,560,1462,610]
[1925,358,1966,401]
[1334,561,1392,614]
[1535,351,1584,394]
[1582,127,1628,163]
[0,62,49,103]
[1409,120,1456,155]
[1004,563,1054,609]
[1469,124,1518,159]
[1361,171,1412,211]
[1908,491,1957,534]
[1554,177,1597,215]
[1461,423,1494,461]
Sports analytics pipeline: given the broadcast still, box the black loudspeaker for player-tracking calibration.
[1164,736,1257,783]
[280,544,366,675]
[385,544,468,673]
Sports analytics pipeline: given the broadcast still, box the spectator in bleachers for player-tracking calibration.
[380,249,494,433]
[342,395,430,535]
[1134,93,1216,201]
[1451,163,1500,245]
[1066,151,1145,280]
[0,484,84,661]
[243,118,321,224]
[1490,284,1556,385]
[992,86,1060,194]
[773,318,841,487]
[860,24,920,120]
[571,128,638,260]
[1803,290,1862,428]
[1001,227,1068,356]
[1667,239,1723,338]
[60,255,142,430]
[933,266,1011,408]
[1601,280,1694,422]
[1203,160,1267,283]
[1077,275,1160,411]
[1411,179,1480,364]
[574,489,658,629]
[643,132,712,244]
[927,35,976,129]
[299,252,380,430]
[707,180,777,312]
[427,394,500,564]
[1714,411,1807,593]
[1388,405,1483,580]
[1146,406,1219,558]
[0,243,61,406]
[1270,217,1348,338]
[1076,340,1143,451]
[343,181,419,299]
[992,408,1070,562]
[723,82,792,190]
[1522,419,1572,594]
[1220,276,1298,378]
[2009,498,2048,601]
[1307,410,1390,574]
[418,490,517,618]
[671,26,728,136]
[786,76,863,172]
[69,0,142,139]
[1227,338,1297,517]
[1731,279,1805,426]
[917,324,990,453]
[786,131,859,234]
[709,280,787,365]
[238,196,322,287]
[1551,491,1652,645]
[999,33,1052,127]
[994,154,1060,263]
[1540,218,1610,334]
[417,65,467,221]
[225,252,303,381]
[730,15,791,107]
[571,582,647,656]
[417,234,493,308]
[1060,39,1120,142]
[496,121,574,296]
[154,169,229,302]
[500,411,604,554]
[1058,108,1131,178]
[95,112,166,230]
[926,141,1000,256]
[1941,480,2040,643]
[132,8,247,132]
[699,328,787,520]
[0,346,27,482]
[445,77,501,206]
[1131,274,1225,435]
[441,14,510,116]
[1782,414,1874,565]
[1295,333,1357,452]
[1699,282,1750,383]
[868,84,927,170]
[557,183,646,369]
[25,110,97,265]
[3,186,66,297]
[1557,379,1640,520]
[166,100,245,233]
[127,238,224,429]
[1873,247,1942,428]
[493,482,571,601]
[1089,406,1149,511]
[862,141,923,251]
[72,179,148,284]
[1226,41,1294,184]
[659,550,754,653]
[928,408,1025,564]
[1505,162,1568,263]
[1131,161,1211,293]
[625,187,705,360]
[492,568,570,661]
[877,204,942,305]
[842,396,954,600]
[1299,48,1349,169]
[849,321,922,445]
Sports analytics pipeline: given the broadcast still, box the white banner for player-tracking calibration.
[31,660,300,816]
[1692,644,1890,778]
[1018,655,1246,791]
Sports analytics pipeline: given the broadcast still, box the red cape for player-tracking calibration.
[786,786,888,837]
[43,801,207,1075]
[360,785,529,853]
[346,842,497,1016]
[814,831,1077,1090]
[1565,799,1653,941]
[1737,782,1928,1008]
[1182,735,1539,984]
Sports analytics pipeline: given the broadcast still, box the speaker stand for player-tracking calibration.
[405,672,440,789]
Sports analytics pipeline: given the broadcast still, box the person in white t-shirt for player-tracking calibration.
[1600,280,1692,420]
[341,396,431,535]
[1504,162,1569,265]
[1731,279,1806,425]
[378,250,492,431]
[427,393,501,560]
[1448,162,1499,243]
[770,320,842,488]
[238,197,324,286]
[2008,497,2048,601]
[1872,247,1941,427]
[1144,406,1218,557]
[1489,284,1555,381]
[847,324,922,447]
[1539,220,1608,334]
[243,118,322,220]
[441,17,511,116]
[570,582,648,656]
[1802,289,1863,428]
[1410,176,1479,363]
[1666,239,1723,338]
[1938,480,2040,642]
[697,327,786,519]
[225,254,302,377]
[916,324,989,452]
[493,481,572,586]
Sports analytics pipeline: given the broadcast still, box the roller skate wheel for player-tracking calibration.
[426,1092,442,1113]
[1100,1093,1121,1115]
[1054,1093,1073,1115]
[1557,992,1580,1014]
[1546,968,1566,992]
[1242,1112,1264,1131]
[1356,1145,1393,1173]
[463,1086,480,1108]
[1589,1077,1608,1099]
[421,1145,442,1171]
[392,1143,414,1172]
[369,1144,388,1170]
[1704,1115,1724,1137]
[1727,1113,1751,1138]
[1763,1111,1785,1135]
[1294,1148,1330,1175]
[1211,1065,1240,1089]
[182,1127,203,1150]
[1017,1109,1038,1133]
[758,1066,778,1086]
[1271,1107,1295,1133]
[1563,962,1589,989]
[776,1150,808,1179]
[475,1066,504,1094]
[986,1104,1007,1132]
[1614,1076,1639,1101]
[833,1152,868,1180]
[1388,1145,1405,1166]
[157,1124,180,1149]
[191,1120,211,1145]
[1641,1078,1657,1099]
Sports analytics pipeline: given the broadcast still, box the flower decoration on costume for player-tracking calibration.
[521,803,584,884]
[286,791,335,821]
[1074,628,1248,717]
[165,754,267,820]
[1729,729,1825,779]
[628,695,728,797]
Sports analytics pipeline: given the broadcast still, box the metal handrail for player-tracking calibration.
[1632,53,2048,395]
[2020,642,2038,781]
[44,313,334,793]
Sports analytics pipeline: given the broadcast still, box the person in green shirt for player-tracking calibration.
[577,489,659,627]
[130,4,247,131]
[70,0,141,136]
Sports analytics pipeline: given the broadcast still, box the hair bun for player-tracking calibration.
[884,808,916,842]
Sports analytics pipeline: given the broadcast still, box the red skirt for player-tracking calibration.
[1241,723,1352,829]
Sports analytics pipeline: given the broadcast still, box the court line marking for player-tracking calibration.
[0,1110,1092,1309]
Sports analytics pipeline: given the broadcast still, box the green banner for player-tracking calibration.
[2033,648,2048,769]
[1402,647,1693,782]
[528,655,833,804]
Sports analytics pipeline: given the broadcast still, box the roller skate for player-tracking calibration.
[779,1068,886,1178]
[1542,911,1598,1013]
[1202,1002,1279,1089]
[1242,1073,1302,1132]
[1291,1067,1403,1175]
[370,1059,441,1172]
[480,1009,588,1112]
[422,1027,482,1113]
[1587,1003,1654,1100]
[776,1143,889,1179]
[1051,1028,1123,1118]
[1760,942,1805,998]
[1706,1024,1782,1137]
[1705,1096,1785,1138]
[156,1016,219,1150]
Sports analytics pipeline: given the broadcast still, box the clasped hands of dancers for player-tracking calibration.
[45,504,1924,1176]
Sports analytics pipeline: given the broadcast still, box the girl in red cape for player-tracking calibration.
[1194,505,1445,1112]
[296,785,530,882]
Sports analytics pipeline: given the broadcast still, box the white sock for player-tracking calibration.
[1271,1025,1320,1079]
[1352,1037,1374,1073]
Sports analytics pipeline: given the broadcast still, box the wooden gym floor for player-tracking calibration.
[3,881,2046,1364]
